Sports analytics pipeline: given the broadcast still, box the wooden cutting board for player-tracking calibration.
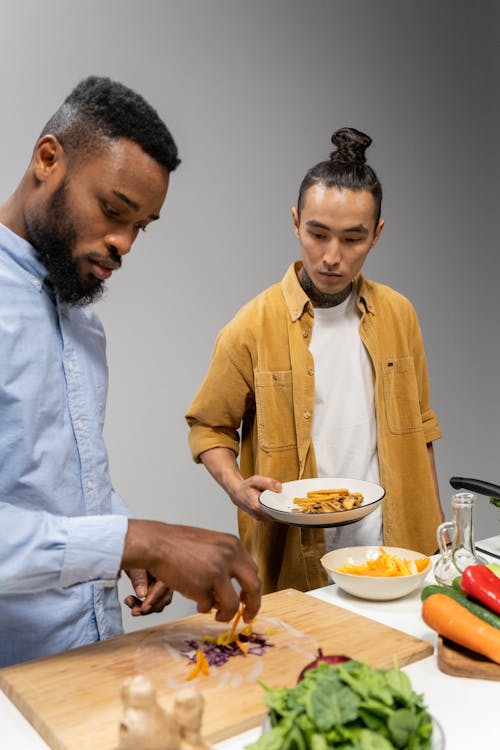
[0,589,433,750]
[437,635,500,681]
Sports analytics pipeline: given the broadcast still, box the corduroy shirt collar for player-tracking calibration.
[280,260,375,322]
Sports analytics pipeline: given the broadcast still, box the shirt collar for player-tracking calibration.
[355,275,375,315]
[281,261,375,321]
[281,261,314,321]
[0,222,48,292]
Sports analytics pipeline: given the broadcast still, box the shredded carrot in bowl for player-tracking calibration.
[335,547,429,577]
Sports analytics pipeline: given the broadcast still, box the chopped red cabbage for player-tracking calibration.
[181,632,273,668]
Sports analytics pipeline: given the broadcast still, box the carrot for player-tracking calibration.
[336,547,429,577]
[227,604,244,642]
[422,593,500,664]
[236,637,249,655]
[414,557,430,573]
[186,648,210,680]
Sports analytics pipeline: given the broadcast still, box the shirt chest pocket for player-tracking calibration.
[254,370,296,451]
[382,357,423,434]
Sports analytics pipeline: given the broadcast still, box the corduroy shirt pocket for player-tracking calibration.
[382,356,423,434]
[254,370,296,450]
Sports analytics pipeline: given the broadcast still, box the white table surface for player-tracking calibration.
[2,550,500,749]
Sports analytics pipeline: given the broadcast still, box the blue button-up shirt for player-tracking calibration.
[0,223,129,667]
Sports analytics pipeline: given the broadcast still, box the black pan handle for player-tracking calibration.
[450,476,500,498]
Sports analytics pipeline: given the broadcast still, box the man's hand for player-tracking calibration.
[121,520,262,623]
[226,474,282,520]
[123,568,173,616]
[199,447,281,520]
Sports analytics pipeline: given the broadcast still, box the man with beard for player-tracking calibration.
[186,127,443,594]
[0,76,261,667]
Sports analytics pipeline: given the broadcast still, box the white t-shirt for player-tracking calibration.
[309,288,382,550]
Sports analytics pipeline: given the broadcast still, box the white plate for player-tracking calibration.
[259,477,385,527]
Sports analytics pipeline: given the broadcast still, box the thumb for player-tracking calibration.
[127,568,148,599]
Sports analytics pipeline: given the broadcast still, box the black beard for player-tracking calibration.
[25,183,105,307]
[299,268,353,308]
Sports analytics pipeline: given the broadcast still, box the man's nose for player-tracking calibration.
[322,239,341,268]
[105,228,137,257]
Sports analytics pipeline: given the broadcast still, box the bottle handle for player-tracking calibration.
[436,520,454,560]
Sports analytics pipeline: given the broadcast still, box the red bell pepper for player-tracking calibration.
[461,565,500,615]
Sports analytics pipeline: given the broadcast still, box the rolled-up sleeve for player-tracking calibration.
[186,330,253,462]
[0,503,128,594]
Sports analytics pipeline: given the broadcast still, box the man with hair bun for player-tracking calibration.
[186,127,444,594]
[0,76,261,667]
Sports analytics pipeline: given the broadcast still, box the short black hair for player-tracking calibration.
[297,127,382,224]
[39,76,180,172]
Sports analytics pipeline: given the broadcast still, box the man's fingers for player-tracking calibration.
[211,579,241,622]
[248,475,282,493]
[124,594,140,610]
[235,565,262,621]
[209,546,262,623]
[126,568,148,599]
[196,591,218,615]
[141,582,173,613]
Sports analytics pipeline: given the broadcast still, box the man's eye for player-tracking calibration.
[103,203,120,218]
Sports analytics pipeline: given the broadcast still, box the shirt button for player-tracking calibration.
[32,278,42,288]
[68,362,74,372]
[272,373,278,380]
[78,420,84,430]
[304,411,311,420]
[303,330,309,338]
[307,368,314,376]
[87,480,94,490]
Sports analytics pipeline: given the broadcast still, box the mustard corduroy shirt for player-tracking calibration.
[186,262,442,593]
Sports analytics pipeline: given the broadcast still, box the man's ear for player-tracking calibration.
[371,218,385,248]
[32,135,66,184]
[291,206,300,239]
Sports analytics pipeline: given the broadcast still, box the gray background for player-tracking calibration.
[1,1,498,630]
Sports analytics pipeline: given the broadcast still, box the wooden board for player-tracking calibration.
[0,589,433,750]
[437,635,500,681]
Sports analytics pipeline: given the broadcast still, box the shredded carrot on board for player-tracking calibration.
[236,637,250,655]
[227,604,244,642]
[203,605,251,646]
[185,605,250,679]
[186,649,210,680]
[335,547,429,577]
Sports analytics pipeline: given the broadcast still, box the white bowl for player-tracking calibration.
[321,546,432,600]
[259,477,385,527]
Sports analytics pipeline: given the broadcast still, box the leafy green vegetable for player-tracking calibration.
[490,496,500,508]
[246,661,434,750]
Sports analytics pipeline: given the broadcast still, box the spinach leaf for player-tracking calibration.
[248,661,434,750]
[357,728,396,749]
[385,668,420,708]
[305,683,360,730]
[387,709,419,747]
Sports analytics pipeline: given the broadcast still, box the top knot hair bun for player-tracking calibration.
[329,127,372,167]
[296,125,382,223]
